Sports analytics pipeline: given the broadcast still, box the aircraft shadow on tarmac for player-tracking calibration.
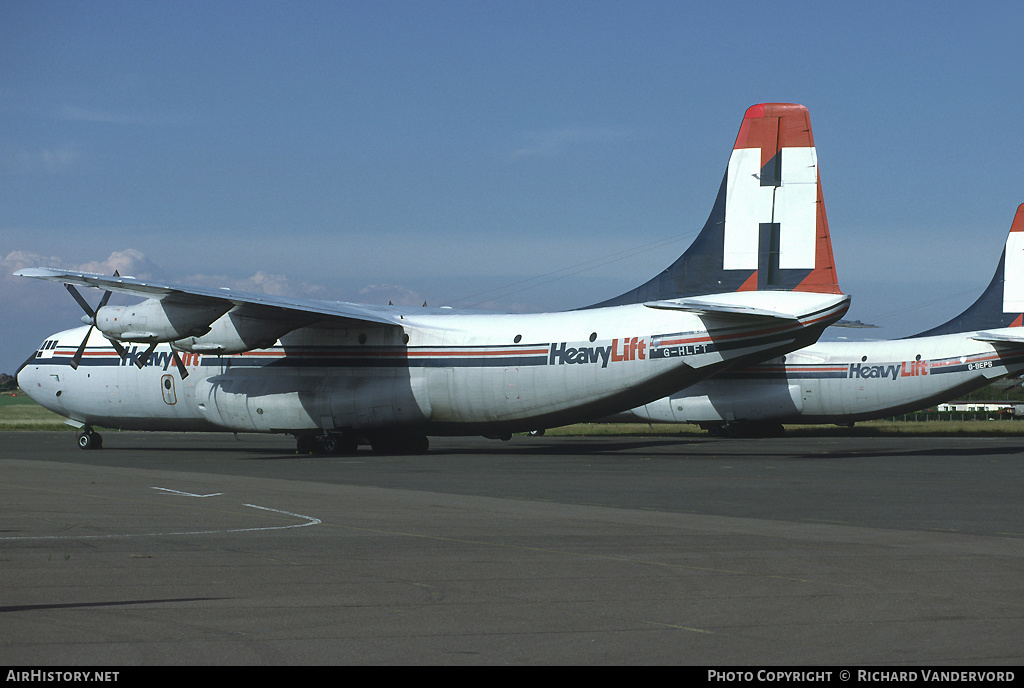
[0,598,223,614]
[789,442,1024,460]
[47,431,1024,461]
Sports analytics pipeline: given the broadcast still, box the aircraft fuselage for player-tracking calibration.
[630,331,1024,426]
[19,293,847,437]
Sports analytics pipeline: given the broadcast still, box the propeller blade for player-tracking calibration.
[105,337,128,359]
[70,326,92,370]
[135,342,157,369]
[171,349,190,379]
[66,283,95,320]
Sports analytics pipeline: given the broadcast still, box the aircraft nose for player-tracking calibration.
[16,348,64,413]
[16,352,40,393]
[81,314,94,326]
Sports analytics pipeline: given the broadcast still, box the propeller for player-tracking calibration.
[64,270,189,378]
[65,276,116,370]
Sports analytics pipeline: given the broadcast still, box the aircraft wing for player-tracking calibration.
[14,267,404,328]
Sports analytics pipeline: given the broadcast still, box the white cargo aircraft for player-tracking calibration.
[16,103,849,453]
[626,204,1024,435]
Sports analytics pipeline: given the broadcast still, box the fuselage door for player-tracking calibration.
[161,374,177,405]
[504,367,520,401]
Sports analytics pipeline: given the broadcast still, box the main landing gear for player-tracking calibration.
[294,431,430,455]
[77,427,103,450]
[295,432,358,455]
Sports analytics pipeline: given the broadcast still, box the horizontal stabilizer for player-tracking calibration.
[643,297,799,321]
[972,329,1024,345]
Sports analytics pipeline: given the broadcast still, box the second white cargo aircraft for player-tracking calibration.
[627,205,1024,434]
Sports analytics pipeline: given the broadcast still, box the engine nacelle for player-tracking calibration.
[94,298,232,343]
[173,310,310,354]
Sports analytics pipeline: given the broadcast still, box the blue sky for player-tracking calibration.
[3,1,1022,373]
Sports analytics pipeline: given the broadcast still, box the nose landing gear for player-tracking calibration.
[77,428,103,450]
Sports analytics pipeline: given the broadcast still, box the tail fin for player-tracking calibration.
[911,204,1024,337]
[591,103,841,308]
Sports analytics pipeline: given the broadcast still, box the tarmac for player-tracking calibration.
[2,430,1023,665]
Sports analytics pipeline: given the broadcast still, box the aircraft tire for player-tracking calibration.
[77,431,102,450]
[318,434,339,454]
[318,433,359,455]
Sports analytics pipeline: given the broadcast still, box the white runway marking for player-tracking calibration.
[1,490,321,541]
[151,487,224,498]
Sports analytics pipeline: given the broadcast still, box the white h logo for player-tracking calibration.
[1004,232,1024,313]
[723,147,818,271]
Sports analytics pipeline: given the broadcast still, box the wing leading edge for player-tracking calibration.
[15,267,403,328]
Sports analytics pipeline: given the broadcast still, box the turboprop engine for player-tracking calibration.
[173,309,315,354]
[93,298,232,343]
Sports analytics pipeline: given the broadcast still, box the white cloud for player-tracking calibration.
[2,247,160,277]
[178,270,330,299]
[75,249,161,278]
[357,283,424,307]
[2,250,64,271]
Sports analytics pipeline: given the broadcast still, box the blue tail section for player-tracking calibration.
[590,103,841,308]
[911,204,1024,337]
